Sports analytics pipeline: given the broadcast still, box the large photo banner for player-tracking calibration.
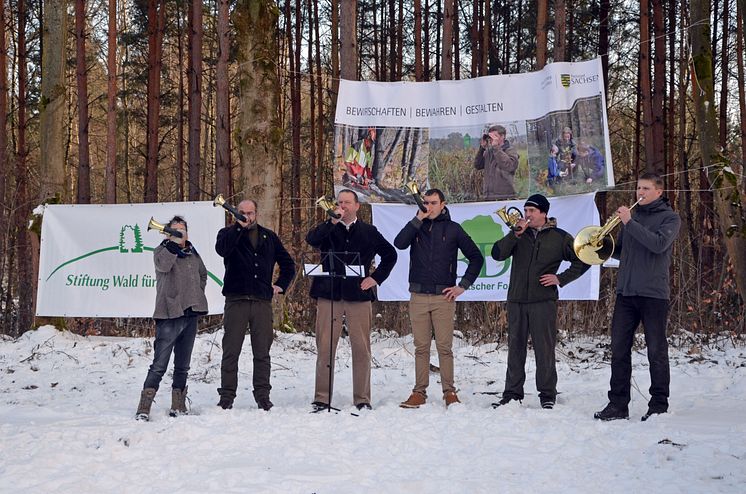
[37,202,226,317]
[371,193,600,301]
[334,58,613,204]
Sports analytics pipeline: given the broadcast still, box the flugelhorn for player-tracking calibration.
[316,196,341,219]
[495,206,525,231]
[213,194,247,222]
[573,197,643,265]
[147,217,183,238]
[403,180,427,212]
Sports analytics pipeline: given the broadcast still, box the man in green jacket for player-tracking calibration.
[491,194,588,409]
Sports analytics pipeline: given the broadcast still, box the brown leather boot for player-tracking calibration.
[400,391,427,408]
[136,388,157,421]
[444,390,461,407]
[169,386,189,417]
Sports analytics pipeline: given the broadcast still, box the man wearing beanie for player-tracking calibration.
[491,193,588,409]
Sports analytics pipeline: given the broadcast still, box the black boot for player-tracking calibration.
[594,403,629,421]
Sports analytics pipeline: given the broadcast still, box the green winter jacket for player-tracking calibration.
[491,218,589,303]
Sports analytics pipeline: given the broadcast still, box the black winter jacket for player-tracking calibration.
[394,208,484,290]
[215,223,295,299]
[613,197,680,300]
[491,218,588,303]
[306,219,397,301]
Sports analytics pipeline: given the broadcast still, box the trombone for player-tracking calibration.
[403,180,427,212]
[213,194,247,222]
[495,206,525,231]
[573,198,642,265]
[316,196,341,219]
[147,217,184,238]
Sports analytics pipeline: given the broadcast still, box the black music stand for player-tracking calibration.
[303,250,363,413]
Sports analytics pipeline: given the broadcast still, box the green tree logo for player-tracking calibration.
[459,215,511,278]
[118,225,145,253]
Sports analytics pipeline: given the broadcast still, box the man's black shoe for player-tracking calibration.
[540,399,555,409]
[257,399,273,411]
[311,401,329,412]
[641,409,666,422]
[217,396,234,410]
[356,403,372,411]
[594,403,629,421]
[491,396,521,409]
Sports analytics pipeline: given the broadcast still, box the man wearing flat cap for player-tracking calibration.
[490,194,588,409]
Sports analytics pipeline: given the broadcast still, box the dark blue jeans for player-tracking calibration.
[608,295,670,412]
[143,315,198,391]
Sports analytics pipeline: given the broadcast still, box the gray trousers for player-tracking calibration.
[219,298,273,403]
[503,300,558,402]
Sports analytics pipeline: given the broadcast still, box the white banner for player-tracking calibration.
[371,193,600,301]
[336,59,607,128]
[332,58,614,205]
[37,202,226,317]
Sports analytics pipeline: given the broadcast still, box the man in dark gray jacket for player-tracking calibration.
[474,124,520,200]
[595,172,681,422]
[136,216,208,421]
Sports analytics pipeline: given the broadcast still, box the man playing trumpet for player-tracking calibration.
[215,199,295,411]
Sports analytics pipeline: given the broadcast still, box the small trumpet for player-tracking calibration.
[316,196,341,219]
[495,206,525,231]
[573,197,643,265]
[213,194,247,222]
[403,180,427,213]
[147,217,183,238]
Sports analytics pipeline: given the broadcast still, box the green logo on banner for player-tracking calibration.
[459,215,510,279]
[45,222,223,287]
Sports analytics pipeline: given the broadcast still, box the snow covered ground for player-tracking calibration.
[1,325,744,493]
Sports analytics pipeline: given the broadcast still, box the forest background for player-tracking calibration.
[0,0,744,342]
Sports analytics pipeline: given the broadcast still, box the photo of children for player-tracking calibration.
[526,96,611,197]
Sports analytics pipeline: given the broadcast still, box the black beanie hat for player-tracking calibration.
[525,194,550,214]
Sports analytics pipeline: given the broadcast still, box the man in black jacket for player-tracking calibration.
[395,189,484,408]
[491,194,588,410]
[594,172,681,421]
[215,199,295,411]
[306,189,397,411]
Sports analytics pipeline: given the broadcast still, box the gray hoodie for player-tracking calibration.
[613,197,681,300]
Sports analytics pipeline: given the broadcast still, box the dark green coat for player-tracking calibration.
[491,218,589,303]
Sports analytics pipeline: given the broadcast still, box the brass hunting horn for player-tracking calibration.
[316,196,341,219]
[403,180,427,212]
[213,194,247,222]
[573,197,643,265]
[495,206,525,231]
[147,217,184,238]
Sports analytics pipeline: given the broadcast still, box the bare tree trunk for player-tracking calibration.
[441,0,454,79]
[718,0,730,150]
[340,0,357,80]
[331,0,340,98]
[145,0,165,202]
[453,1,460,78]
[0,0,7,296]
[215,0,230,196]
[388,0,395,80]
[737,0,746,189]
[639,0,655,172]
[105,0,117,203]
[599,0,609,94]
[289,0,302,246]
[307,0,317,203]
[691,0,746,305]
[16,0,33,333]
[176,3,185,201]
[235,0,283,231]
[313,0,325,196]
[469,0,478,77]
[413,0,422,80]
[651,0,666,175]
[554,0,567,63]
[537,0,552,69]
[75,0,91,203]
[397,0,403,79]
[188,0,203,200]
[424,0,431,78]
[481,0,489,75]
[39,0,67,203]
